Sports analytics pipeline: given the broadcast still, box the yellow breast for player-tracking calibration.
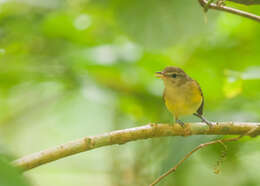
[164,80,202,117]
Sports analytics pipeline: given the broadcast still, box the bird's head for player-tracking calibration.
[156,66,189,86]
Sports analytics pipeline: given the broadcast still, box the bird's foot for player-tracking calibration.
[194,113,213,128]
[176,120,185,128]
[201,117,214,129]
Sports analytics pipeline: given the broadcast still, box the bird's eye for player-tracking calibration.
[171,74,177,78]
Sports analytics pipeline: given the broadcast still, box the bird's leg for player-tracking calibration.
[176,120,185,128]
[193,113,213,128]
[175,116,185,128]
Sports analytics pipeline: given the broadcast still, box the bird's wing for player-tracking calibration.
[195,81,204,115]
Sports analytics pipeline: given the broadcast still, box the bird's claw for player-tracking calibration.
[201,118,213,129]
[204,120,214,129]
[176,120,185,128]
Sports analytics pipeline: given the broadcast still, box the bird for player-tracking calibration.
[156,66,212,128]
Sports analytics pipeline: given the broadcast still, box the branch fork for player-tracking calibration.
[198,0,260,22]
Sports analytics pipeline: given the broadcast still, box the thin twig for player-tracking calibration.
[198,0,260,22]
[150,126,259,186]
[149,140,225,186]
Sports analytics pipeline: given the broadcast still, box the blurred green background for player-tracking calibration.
[1,0,260,186]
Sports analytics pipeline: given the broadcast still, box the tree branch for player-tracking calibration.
[198,0,260,22]
[13,122,260,172]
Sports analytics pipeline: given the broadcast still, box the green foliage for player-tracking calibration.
[0,156,30,186]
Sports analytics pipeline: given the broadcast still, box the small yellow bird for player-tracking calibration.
[156,66,212,128]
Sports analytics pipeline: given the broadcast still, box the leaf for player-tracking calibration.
[0,156,31,186]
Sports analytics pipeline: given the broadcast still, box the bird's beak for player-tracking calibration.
[156,71,164,78]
